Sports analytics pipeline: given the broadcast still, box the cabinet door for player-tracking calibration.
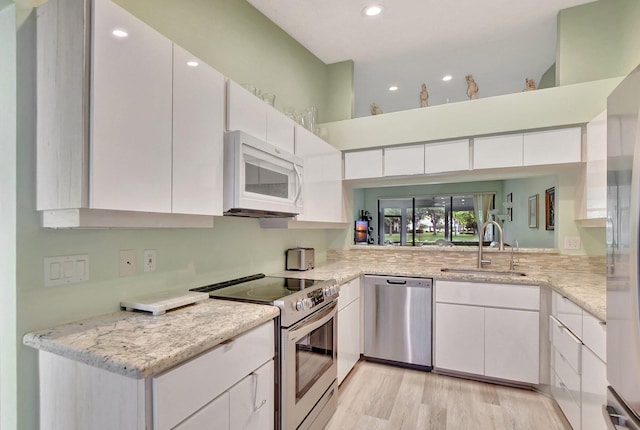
[91,0,173,212]
[230,360,274,430]
[384,145,424,176]
[343,149,383,179]
[484,308,539,384]
[266,105,295,153]
[584,111,607,219]
[424,139,470,174]
[172,45,225,215]
[473,134,523,169]
[523,127,582,166]
[294,127,344,223]
[174,392,230,430]
[338,297,361,384]
[581,346,607,430]
[227,80,267,141]
[434,303,484,375]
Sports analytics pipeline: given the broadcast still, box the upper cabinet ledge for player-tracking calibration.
[320,77,622,152]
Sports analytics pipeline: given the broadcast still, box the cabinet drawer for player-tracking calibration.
[435,281,539,311]
[551,346,580,401]
[174,392,229,430]
[552,292,583,338]
[582,310,606,362]
[549,315,582,374]
[153,321,274,430]
[551,368,581,430]
[338,278,360,310]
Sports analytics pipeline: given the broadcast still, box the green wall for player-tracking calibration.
[8,4,343,429]
[114,0,353,123]
[325,60,355,122]
[557,0,640,85]
[0,4,17,429]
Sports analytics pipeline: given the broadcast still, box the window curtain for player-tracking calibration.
[473,193,494,242]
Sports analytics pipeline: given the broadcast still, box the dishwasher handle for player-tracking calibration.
[386,279,407,285]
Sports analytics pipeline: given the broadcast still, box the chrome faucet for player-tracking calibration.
[510,239,520,270]
[477,220,504,268]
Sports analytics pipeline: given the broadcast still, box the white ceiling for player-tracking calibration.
[247,0,595,117]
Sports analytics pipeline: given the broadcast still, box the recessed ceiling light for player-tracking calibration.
[389,85,398,91]
[112,29,129,38]
[442,75,453,82]
[363,5,383,16]
[187,61,199,67]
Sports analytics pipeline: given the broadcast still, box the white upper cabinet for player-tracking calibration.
[227,80,295,153]
[344,149,384,179]
[384,145,425,176]
[227,80,267,142]
[473,134,523,169]
[266,105,296,153]
[90,0,173,212]
[523,127,582,166]
[36,0,223,227]
[172,45,225,216]
[294,127,344,223]
[424,139,470,174]
[582,111,607,221]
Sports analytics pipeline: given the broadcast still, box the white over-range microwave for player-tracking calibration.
[224,130,304,217]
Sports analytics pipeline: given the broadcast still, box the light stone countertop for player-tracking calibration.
[23,299,279,379]
[274,261,606,321]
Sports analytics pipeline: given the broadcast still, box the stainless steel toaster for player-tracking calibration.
[286,248,315,271]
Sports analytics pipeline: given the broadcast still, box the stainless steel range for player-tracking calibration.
[191,274,339,430]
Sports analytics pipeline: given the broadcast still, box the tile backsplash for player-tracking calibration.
[327,246,605,275]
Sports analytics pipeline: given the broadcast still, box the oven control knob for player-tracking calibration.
[295,299,305,311]
[323,287,332,296]
[303,298,314,309]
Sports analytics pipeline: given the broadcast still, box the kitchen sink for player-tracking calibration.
[440,267,527,277]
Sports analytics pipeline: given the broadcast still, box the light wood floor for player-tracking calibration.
[325,361,571,430]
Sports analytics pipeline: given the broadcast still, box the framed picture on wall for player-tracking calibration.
[545,187,555,230]
[528,194,539,228]
[506,193,513,222]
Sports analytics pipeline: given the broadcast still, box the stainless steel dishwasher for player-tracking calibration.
[363,275,433,368]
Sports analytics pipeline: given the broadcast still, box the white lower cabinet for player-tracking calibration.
[550,291,607,430]
[174,392,230,430]
[337,278,361,384]
[485,307,539,384]
[434,281,540,384]
[434,303,485,375]
[37,321,275,430]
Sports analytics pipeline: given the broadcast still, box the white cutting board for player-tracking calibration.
[121,291,209,316]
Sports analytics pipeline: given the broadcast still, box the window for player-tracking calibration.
[378,194,493,246]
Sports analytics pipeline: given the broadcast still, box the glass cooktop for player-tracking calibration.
[191,274,327,304]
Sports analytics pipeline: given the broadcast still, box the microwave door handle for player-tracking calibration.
[293,164,302,204]
[288,302,336,342]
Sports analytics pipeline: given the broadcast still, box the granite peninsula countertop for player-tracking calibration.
[23,299,279,379]
[274,261,606,321]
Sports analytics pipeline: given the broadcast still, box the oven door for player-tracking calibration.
[281,301,337,430]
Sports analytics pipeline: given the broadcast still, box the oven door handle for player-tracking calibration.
[288,302,337,343]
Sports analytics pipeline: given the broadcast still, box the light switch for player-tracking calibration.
[50,262,61,280]
[44,255,90,287]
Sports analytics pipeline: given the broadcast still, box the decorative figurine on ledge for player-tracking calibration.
[523,78,537,91]
[466,75,479,99]
[419,83,429,107]
[370,102,383,115]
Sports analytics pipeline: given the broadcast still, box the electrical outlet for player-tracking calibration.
[119,249,137,276]
[564,236,582,250]
[143,249,156,273]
